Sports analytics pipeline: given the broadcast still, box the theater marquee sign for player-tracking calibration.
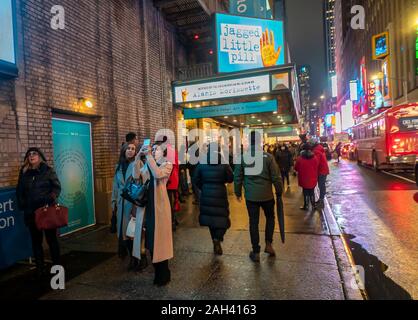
[173,74,270,104]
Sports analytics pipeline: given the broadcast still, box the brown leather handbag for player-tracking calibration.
[35,204,69,230]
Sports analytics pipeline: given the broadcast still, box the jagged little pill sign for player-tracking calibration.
[215,13,285,73]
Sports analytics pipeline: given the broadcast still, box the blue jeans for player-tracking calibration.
[318,175,327,201]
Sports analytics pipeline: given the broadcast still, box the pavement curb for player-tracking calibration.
[321,195,366,300]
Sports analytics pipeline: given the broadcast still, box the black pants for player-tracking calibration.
[151,253,170,285]
[246,200,275,253]
[28,220,60,269]
[209,228,226,242]
[281,170,290,186]
[303,188,315,207]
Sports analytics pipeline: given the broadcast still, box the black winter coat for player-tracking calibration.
[275,150,293,172]
[16,162,61,224]
[193,163,234,229]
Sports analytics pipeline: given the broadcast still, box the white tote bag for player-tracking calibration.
[126,217,136,239]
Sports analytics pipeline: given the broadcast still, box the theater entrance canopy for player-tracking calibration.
[172,64,301,128]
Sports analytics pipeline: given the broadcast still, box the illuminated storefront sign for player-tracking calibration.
[372,31,389,60]
[325,114,333,127]
[368,81,376,108]
[350,80,358,101]
[335,112,342,134]
[173,74,270,104]
[382,58,391,105]
[183,99,278,120]
[0,0,17,77]
[331,75,338,98]
[341,101,355,131]
[215,13,285,73]
[415,24,418,76]
[229,0,272,19]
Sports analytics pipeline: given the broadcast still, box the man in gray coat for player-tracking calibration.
[234,132,283,262]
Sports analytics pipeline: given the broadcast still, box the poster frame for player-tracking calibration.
[51,117,96,236]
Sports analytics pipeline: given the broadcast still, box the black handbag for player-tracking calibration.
[121,177,150,207]
[110,210,117,234]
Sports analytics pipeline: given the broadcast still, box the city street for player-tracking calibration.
[0,177,361,301]
[326,159,418,299]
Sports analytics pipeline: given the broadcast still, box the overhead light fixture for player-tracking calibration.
[257,119,261,122]
[251,115,256,119]
[224,116,228,119]
[196,105,201,108]
[78,98,93,109]
[273,111,278,114]
[233,119,237,122]
[261,97,267,101]
[240,123,244,126]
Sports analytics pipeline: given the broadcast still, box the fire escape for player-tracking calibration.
[153,0,229,80]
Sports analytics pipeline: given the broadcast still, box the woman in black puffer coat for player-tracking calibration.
[16,147,62,277]
[193,143,234,255]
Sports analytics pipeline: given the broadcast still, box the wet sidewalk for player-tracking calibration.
[0,175,362,300]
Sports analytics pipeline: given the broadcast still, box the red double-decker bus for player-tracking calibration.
[352,103,418,182]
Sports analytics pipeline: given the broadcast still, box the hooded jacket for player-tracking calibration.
[294,150,319,189]
[312,144,330,176]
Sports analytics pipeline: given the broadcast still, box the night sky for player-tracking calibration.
[285,0,327,101]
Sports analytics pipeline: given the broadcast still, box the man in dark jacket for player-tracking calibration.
[193,143,234,255]
[275,145,293,188]
[234,133,283,262]
[16,147,62,276]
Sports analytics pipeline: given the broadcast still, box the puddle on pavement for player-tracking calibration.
[330,190,360,196]
[344,234,412,300]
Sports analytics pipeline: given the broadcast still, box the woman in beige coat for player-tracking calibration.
[133,142,173,286]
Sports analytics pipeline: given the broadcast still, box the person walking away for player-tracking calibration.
[132,142,173,286]
[275,145,293,188]
[334,142,343,163]
[294,144,319,211]
[16,147,62,278]
[111,143,146,271]
[311,138,330,209]
[193,143,234,255]
[234,132,283,262]
[165,143,180,231]
[187,142,200,205]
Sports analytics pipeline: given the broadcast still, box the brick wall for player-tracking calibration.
[0,0,187,223]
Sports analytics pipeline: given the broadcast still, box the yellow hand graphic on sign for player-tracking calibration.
[260,29,282,67]
[181,89,189,102]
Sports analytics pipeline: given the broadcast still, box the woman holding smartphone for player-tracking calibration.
[133,141,174,286]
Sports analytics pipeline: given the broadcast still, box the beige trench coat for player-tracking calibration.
[132,155,173,263]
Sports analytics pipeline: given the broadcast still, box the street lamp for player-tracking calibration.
[320,95,325,100]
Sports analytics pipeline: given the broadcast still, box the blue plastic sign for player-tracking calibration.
[0,188,32,270]
[215,13,285,73]
[184,100,278,120]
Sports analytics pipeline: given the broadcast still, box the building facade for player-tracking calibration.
[0,0,191,224]
[325,0,337,75]
[334,0,417,124]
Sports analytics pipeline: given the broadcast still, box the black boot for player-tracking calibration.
[133,254,149,272]
[118,240,128,260]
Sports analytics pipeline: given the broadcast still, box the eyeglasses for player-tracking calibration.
[28,151,39,157]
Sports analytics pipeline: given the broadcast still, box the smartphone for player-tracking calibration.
[143,139,151,147]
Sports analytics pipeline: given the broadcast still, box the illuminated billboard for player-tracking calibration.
[215,13,285,73]
[0,0,17,76]
[173,74,270,104]
[372,32,389,60]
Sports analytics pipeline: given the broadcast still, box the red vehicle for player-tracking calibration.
[352,103,418,179]
[341,143,355,160]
